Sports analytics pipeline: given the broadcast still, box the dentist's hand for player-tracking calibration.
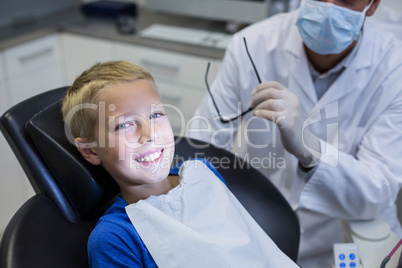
[250,81,320,167]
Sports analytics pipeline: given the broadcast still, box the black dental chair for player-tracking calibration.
[0,87,300,268]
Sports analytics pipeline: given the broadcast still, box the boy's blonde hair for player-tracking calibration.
[62,60,155,141]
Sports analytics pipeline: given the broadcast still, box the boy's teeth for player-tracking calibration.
[137,150,162,162]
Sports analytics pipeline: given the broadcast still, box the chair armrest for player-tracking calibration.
[0,195,97,268]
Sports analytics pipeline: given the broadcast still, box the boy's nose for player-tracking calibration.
[138,121,160,144]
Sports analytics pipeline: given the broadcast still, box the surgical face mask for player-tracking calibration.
[296,0,372,55]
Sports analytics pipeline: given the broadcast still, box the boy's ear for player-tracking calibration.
[75,137,101,165]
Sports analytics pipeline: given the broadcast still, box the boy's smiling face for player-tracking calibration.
[83,79,175,192]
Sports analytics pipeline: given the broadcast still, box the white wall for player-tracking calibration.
[379,0,402,11]
[369,0,402,40]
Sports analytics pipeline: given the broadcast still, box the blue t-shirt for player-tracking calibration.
[87,159,224,267]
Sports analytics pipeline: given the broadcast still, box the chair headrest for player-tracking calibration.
[26,100,119,220]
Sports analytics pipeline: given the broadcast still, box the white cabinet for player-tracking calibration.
[0,34,65,236]
[113,42,221,136]
[61,33,114,85]
[0,51,34,234]
[4,34,65,105]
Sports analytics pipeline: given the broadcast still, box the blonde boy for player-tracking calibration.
[62,61,297,267]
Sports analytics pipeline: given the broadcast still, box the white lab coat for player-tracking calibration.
[190,10,402,267]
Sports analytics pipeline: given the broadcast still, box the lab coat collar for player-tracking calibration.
[285,9,304,58]
[284,10,317,104]
[289,47,317,104]
[351,22,374,71]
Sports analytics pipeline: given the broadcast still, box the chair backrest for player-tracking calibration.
[0,87,300,268]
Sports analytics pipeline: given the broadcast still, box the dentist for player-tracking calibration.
[190,0,402,266]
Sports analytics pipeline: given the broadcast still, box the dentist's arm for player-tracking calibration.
[250,80,402,220]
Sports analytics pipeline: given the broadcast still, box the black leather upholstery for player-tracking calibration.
[0,195,97,268]
[0,87,300,267]
[27,97,119,221]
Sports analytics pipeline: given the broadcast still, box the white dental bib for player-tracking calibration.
[125,160,297,267]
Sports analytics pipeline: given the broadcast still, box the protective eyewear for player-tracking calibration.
[205,37,261,124]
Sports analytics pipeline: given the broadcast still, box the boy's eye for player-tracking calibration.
[149,111,165,120]
[115,122,134,131]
